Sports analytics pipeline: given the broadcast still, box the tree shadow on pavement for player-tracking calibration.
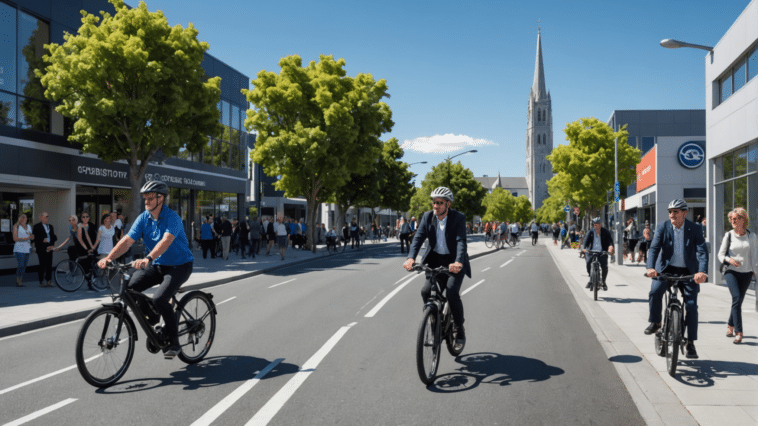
[96,355,299,394]
[427,352,565,393]
[674,359,758,387]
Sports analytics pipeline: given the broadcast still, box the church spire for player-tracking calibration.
[531,29,547,101]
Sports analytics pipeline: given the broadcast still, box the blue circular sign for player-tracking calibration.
[678,142,704,169]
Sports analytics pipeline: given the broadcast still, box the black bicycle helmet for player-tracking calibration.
[667,199,688,211]
[430,187,454,202]
[140,180,169,195]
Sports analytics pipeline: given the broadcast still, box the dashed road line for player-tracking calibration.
[364,273,421,318]
[3,398,77,426]
[481,267,491,272]
[269,279,296,289]
[500,259,514,268]
[461,279,485,297]
[216,296,236,305]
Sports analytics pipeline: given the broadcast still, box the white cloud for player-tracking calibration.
[401,133,497,154]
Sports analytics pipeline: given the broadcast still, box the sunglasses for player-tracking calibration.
[433,201,446,206]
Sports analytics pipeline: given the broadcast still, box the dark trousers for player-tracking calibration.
[200,239,215,259]
[421,251,465,329]
[399,233,410,252]
[637,241,648,262]
[36,248,54,282]
[239,238,248,258]
[351,234,360,249]
[648,266,700,341]
[725,270,753,333]
[249,239,259,257]
[628,239,638,258]
[129,262,193,345]
[585,252,609,283]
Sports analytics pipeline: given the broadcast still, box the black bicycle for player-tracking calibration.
[54,254,112,292]
[586,251,610,301]
[75,262,217,388]
[324,236,346,255]
[646,272,694,377]
[506,232,520,247]
[412,265,464,385]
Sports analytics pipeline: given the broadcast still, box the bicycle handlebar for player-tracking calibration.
[411,265,451,276]
[643,272,695,281]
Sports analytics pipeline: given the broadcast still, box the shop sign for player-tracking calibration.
[144,172,206,188]
[677,142,705,169]
[636,146,656,191]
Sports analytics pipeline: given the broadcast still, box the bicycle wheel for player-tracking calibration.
[655,323,666,357]
[666,309,681,377]
[75,307,136,388]
[90,267,112,291]
[54,260,85,292]
[326,243,335,255]
[484,233,493,248]
[513,236,520,247]
[590,262,600,301]
[416,306,440,385]
[176,292,216,364]
[337,239,346,254]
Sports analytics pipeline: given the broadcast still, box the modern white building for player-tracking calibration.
[705,0,757,283]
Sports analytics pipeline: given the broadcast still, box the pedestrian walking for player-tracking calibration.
[95,213,116,259]
[625,218,639,261]
[638,221,652,264]
[248,216,261,258]
[238,217,249,259]
[718,208,756,344]
[350,218,360,250]
[220,215,232,260]
[399,217,411,253]
[275,215,289,260]
[32,211,57,287]
[265,216,276,255]
[200,215,216,259]
[12,214,34,287]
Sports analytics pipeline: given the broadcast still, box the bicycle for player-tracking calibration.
[505,233,520,248]
[75,262,217,388]
[324,236,345,255]
[645,272,694,377]
[54,254,112,292]
[586,251,610,301]
[484,231,500,249]
[411,265,464,385]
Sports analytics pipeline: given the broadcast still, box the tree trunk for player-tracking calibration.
[307,200,319,253]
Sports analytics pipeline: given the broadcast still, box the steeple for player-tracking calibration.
[531,29,547,101]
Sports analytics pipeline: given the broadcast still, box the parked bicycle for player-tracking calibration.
[484,231,500,249]
[586,251,610,301]
[75,262,217,388]
[645,272,694,377]
[412,265,464,386]
[54,254,112,292]
[324,236,346,255]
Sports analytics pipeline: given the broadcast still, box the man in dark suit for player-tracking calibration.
[404,187,471,352]
[582,217,615,291]
[644,199,708,359]
[32,211,57,287]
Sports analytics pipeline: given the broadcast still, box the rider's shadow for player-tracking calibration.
[97,355,299,393]
[674,358,758,387]
[429,352,565,393]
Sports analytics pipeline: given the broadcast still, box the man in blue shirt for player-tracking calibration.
[99,181,193,359]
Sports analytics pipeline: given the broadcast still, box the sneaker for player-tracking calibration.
[685,341,698,359]
[164,344,181,359]
[586,281,592,289]
[602,282,608,291]
[644,322,661,335]
[454,327,466,352]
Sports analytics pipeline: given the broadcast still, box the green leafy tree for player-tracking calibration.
[547,117,639,222]
[409,160,487,221]
[511,195,534,225]
[38,0,222,222]
[245,54,393,252]
[482,188,515,222]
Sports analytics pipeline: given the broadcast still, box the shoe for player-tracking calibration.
[586,281,592,289]
[602,282,608,291]
[47,281,54,287]
[16,277,24,287]
[734,333,743,344]
[453,326,466,352]
[164,344,181,359]
[726,325,735,338]
[685,341,698,359]
[644,323,661,335]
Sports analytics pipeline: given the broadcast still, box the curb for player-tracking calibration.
[0,242,499,339]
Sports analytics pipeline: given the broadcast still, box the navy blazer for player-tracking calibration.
[408,209,472,278]
[646,219,708,274]
[582,227,614,252]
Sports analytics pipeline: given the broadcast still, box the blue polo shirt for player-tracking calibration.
[127,206,193,266]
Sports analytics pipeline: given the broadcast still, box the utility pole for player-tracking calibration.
[615,136,623,265]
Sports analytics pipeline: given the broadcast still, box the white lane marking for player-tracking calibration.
[500,259,514,268]
[356,290,383,316]
[364,274,421,318]
[216,296,236,305]
[190,359,284,426]
[516,251,524,256]
[0,349,103,396]
[268,279,296,289]
[0,319,83,343]
[461,279,485,297]
[394,275,408,284]
[3,398,77,426]
[246,323,357,426]
[481,267,491,272]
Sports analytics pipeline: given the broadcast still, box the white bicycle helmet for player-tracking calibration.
[667,199,688,211]
[430,187,454,202]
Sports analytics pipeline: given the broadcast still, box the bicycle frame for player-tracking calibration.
[660,280,685,347]
[419,267,454,339]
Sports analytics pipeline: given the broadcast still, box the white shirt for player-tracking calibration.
[718,230,757,274]
[13,224,33,253]
[434,215,450,255]
[114,218,123,229]
[510,223,519,233]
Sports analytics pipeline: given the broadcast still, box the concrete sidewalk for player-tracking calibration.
[0,235,497,338]
[545,238,757,426]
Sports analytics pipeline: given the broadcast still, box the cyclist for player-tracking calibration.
[98,181,194,359]
[509,221,520,245]
[581,217,614,291]
[644,199,708,359]
[403,187,471,352]
[498,221,508,248]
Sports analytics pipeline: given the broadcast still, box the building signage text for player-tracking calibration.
[636,146,656,191]
[77,166,128,179]
[145,173,206,187]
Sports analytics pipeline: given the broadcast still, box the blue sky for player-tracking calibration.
[136,0,750,182]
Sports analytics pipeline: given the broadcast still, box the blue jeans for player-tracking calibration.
[15,252,30,277]
[725,270,753,333]
[648,267,700,340]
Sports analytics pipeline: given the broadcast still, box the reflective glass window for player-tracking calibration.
[202,137,214,165]
[17,11,49,99]
[0,91,15,126]
[232,104,240,130]
[735,147,748,176]
[722,180,733,233]
[641,137,654,153]
[749,46,757,82]
[0,2,15,93]
[733,59,746,93]
[18,96,49,131]
[734,176,747,211]
[748,143,757,174]
[221,100,229,127]
[720,73,732,103]
[723,151,734,180]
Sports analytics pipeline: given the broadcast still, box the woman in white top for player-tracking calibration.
[95,213,115,257]
[12,214,34,287]
[717,207,757,344]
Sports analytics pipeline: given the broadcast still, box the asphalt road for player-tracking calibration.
[0,241,644,425]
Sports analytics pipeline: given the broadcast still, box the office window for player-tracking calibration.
[748,143,757,173]
[720,73,732,103]
[733,58,746,93]
[0,91,14,126]
[0,2,15,93]
[17,11,49,98]
[626,136,637,149]
[749,45,757,82]
[641,136,654,153]
[722,151,734,180]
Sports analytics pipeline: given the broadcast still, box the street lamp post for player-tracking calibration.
[445,150,477,189]
[659,39,713,52]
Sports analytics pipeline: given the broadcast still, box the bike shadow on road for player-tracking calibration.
[95,355,300,394]
[427,352,565,393]
[673,358,758,387]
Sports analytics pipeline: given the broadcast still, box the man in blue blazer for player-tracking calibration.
[645,199,708,359]
[404,187,471,351]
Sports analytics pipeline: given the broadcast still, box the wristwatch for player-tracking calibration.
[145,255,153,265]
